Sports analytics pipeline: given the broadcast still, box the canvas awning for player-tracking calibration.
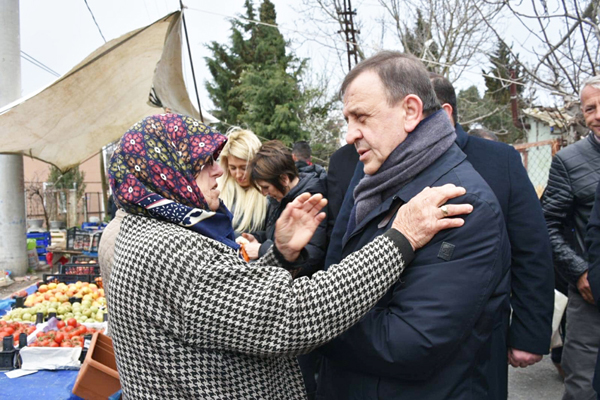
[0,11,217,171]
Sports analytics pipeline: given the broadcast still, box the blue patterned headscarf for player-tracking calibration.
[108,113,239,250]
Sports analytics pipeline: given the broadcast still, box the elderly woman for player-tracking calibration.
[243,140,327,277]
[107,113,470,399]
[218,128,268,234]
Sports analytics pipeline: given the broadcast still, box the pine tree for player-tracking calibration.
[205,0,308,144]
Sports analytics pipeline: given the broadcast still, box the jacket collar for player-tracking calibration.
[454,123,469,150]
[349,144,467,236]
[587,132,600,152]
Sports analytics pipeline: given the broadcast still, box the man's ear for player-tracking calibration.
[441,103,455,125]
[403,95,424,133]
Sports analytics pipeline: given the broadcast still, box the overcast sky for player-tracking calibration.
[16,0,557,121]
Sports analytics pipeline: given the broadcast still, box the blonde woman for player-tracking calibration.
[218,128,268,234]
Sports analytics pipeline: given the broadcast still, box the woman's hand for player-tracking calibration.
[275,193,327,262]
[392,184,473,250]
[240,233,261,260]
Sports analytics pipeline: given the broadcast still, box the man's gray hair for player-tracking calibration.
[580,75,600,102]
[340,51,441,116]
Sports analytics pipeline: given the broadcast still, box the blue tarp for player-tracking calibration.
[0,370,83,400]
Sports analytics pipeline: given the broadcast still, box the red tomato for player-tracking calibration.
[78,325,87,335]
[60,341,73,347]
[54,333,64,344]
[3,327,14,335]
[36,332,45,338]
[49,342,59,347]
[66,318,78,328]
[40,340,50,347]
[64,326,74,333]
[27,326,35,335]
[57,320,66,329]
[0,332,7,339]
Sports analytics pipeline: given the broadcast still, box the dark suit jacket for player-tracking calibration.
[584,181,600,394]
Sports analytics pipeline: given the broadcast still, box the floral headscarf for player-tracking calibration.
[108,113,239,249]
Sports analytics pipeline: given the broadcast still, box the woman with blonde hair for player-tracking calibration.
[218,128,268,234]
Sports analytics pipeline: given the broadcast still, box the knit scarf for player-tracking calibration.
[353,110,456,224]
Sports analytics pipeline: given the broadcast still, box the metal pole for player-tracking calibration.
[0,0,27,276]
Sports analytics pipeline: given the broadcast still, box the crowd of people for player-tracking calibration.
[96,51,600,399]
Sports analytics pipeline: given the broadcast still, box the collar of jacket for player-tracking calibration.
[587,132,600,152]
[454,123,469,149]
[346,144,467,239]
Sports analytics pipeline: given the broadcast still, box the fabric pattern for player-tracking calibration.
[109,214,410,399]
[108,113,239,249]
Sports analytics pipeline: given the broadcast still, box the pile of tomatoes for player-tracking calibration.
[29,318,104,348]
[0,321,36,347]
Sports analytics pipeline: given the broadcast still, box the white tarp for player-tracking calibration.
[0,11,217,171]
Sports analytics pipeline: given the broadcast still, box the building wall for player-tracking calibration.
[23,154,106,225]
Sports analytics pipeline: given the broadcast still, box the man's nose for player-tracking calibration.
[345,122,361,145]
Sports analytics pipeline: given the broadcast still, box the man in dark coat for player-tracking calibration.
[325,143,359,240]
[429,74,554,398]
[543,75,600,400]
[585,182,600,400]
[317,51,510,399]
[292,141,327,180]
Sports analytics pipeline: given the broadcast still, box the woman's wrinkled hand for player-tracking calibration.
[392,184,473,250]
[275,193,327,262]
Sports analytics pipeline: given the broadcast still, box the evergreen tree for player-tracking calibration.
[482,41,525,105]
[205,0,308,145]
[403,9,439,72]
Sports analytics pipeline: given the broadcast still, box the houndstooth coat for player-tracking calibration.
[109,214,413,399]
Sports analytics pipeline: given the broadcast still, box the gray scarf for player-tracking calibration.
[354,110,456,224]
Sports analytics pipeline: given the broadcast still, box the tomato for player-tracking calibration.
[60,341,73,347]
[54,333,64,344]
[0,332,7,339]
[64,326,75,333]
[40,340,50,347]
[3,327,14,335]
[77,325,87,335]
[57,320,66,329]
[49,342,59,347]
[66,318,78,328]
[36,331,45,338]
[27,326,36,335]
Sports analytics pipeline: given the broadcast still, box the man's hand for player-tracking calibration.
[240,234,261,260]
[275,193,327,262]
[577,271,595,304]
[508,348,543,368]
[392,184,473,250]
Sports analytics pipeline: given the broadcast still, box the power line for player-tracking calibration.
[84,0,107,43]
[20,51,61,77]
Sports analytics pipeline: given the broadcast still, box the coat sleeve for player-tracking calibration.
[505,148,554,354]
[585,182,600,310]
[318,193,509,380]
[542,155,588,285]
[182,230,414,358]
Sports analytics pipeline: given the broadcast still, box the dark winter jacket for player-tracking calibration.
[296,160,327,181]
[317,144,511,399]
[542,133,600,288]
[253,172,328,277]
[584,181,600,395]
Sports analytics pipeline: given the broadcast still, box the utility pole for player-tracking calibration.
[338,0,360,72]
[0,0,28,276]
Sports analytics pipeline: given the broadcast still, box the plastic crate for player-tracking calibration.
[67,228,91,251]
[42,274,97,284]
[59,264,100,275]
[71,255,98,264]
[89,231,103,253]
[72,332,121,400]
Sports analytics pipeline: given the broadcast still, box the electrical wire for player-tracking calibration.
[20,51,61,77]
[84,0,107,43]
